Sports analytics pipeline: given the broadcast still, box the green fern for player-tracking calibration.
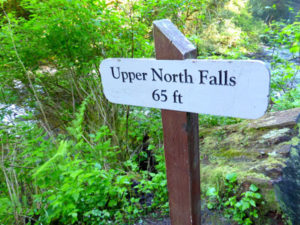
[33,140,70,177]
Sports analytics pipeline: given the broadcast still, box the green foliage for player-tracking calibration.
[0,98,168,224]
[248,0,297,23]
[0,0,298,224]
[194,0,265,56]
[199,114,242,128]
[0,0,268,132]
[224,184,263,224]
[0,116,56,224]
[272,84,300,110]
[28,100,167,224]
[262,15,300,111]
[263,15,300,53]
[0,0,154,139]
[0,197,13,224]
[33,154,134,224]
[206,187,221,210]
[206,173,264,224]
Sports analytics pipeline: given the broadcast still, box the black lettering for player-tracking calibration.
[111,67,120,79]
[224,70,228,86]
[151,68,163,81]
[117,67,121,78]
[173,90,183,104]
[121,72,128,83]
[179,72,184,83]
[184,69,193,83]
[209,76,217,85]
[198,70,208,84]
[218,70,223,85]
[136,72,142,80]
[164,73,172,82]
[142,73,147,80]
[172,73,179,82]
[128,72,135,83]
[229,77,236,86]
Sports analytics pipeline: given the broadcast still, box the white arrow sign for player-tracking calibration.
[100,58,270,119]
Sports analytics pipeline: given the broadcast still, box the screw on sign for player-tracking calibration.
[99,19,270,225]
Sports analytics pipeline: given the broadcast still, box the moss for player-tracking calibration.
[201,136,219,151]
[201,163,269,189]
[263,188,281,212]
[227,132,244,142]
[291,137,300,146]
[200,115,300,220]
[274,185,293,225]
[237,171,270,181]
[201,165,233,193]
[201,164,281,213]
[290,147,298,158]
[216,148,258,159]
[200,160,286,221]
[201,163,279,209]
[199,127,215,137]
[263,156,286,167]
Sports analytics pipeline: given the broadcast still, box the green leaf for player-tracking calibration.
[207,202,214,209]
[95,163,102,170]
[148,144,155,150]
[244,218,253,225]
[116,175,130,185]
[108,199,118,207]
[71,212,78,218]
[226,172,237,183]
[249,199,256,207]
[249,184,258,192]
[72,192,80,202]
[290,44,300,54]
[206,187,218,197]
[241,201,250,211]
[70,169,83,179]
[253,193,262,199]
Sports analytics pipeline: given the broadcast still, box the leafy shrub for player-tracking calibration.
[263,15,300,111]
[272,84,300,111]
[206,173,264,225]
[0,99,168,224]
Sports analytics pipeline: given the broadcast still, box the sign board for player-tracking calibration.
[100,58,270,119]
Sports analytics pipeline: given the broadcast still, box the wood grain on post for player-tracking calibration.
[153,19,200,225]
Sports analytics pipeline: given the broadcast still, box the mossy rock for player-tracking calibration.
[200,108,300,224]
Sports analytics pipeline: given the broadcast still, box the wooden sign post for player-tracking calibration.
[99,19,270,225]
[153,19,200,225]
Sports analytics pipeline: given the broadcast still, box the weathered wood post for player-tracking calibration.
[153,19,201,225]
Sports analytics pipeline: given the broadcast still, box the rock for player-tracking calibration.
[276,144,291,157]
[274,142,300,225]
[248,108,300,129]
[264,165,283,180]
[260,128,292,145]
[200,201,233,225]
[200,107,300,224]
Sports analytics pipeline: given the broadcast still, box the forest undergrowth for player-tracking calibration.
[0,0,299,224]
